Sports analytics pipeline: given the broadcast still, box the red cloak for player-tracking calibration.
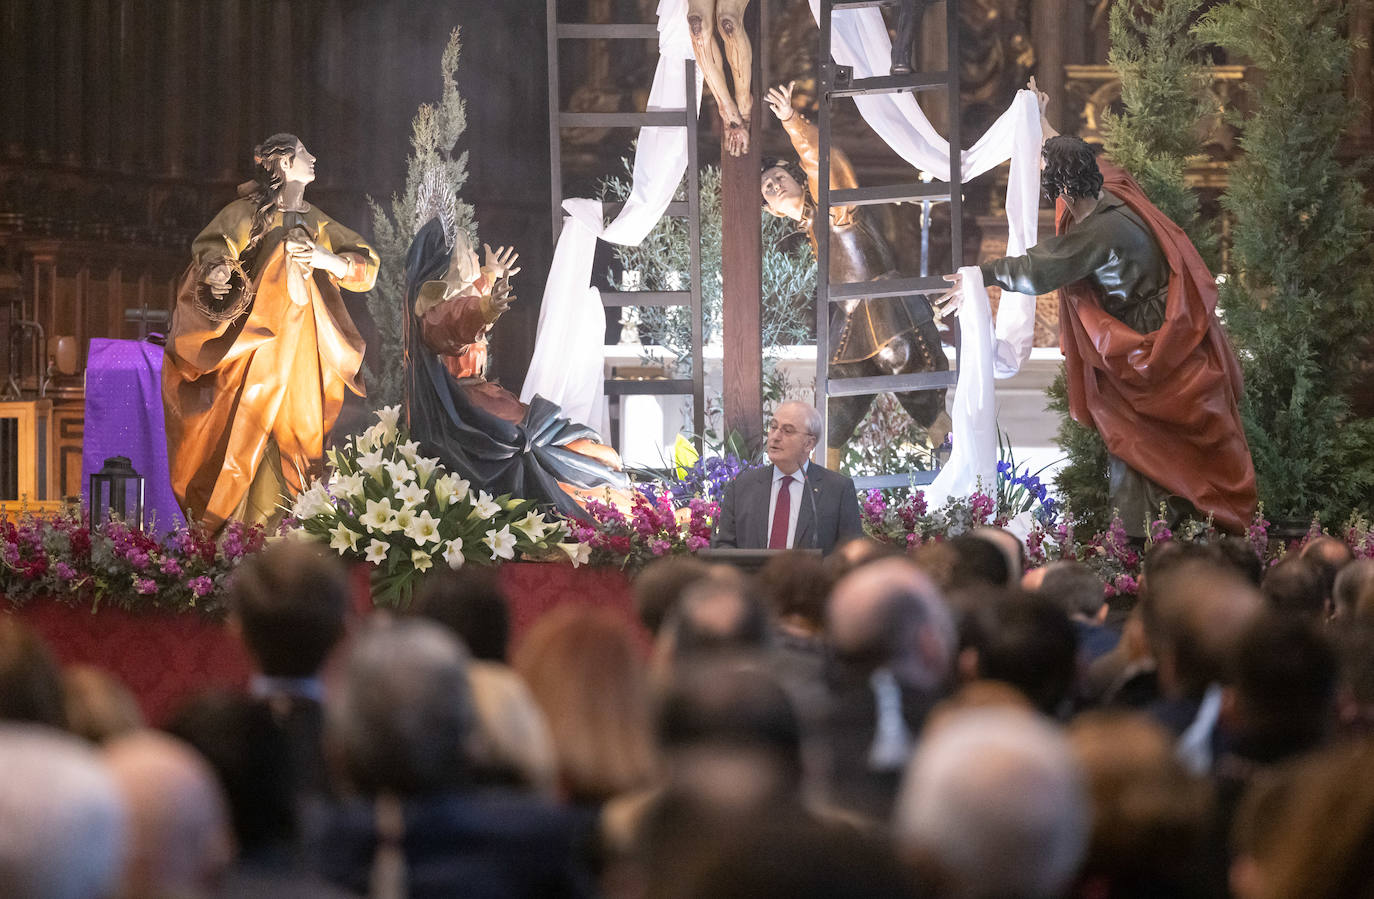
[1057,160,1257,534]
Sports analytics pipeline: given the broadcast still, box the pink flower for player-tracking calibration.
[189,576,214,598]
[54,562,77,580]
[649,539,671,557]
[686,535,709,552]
[133,577,157,595]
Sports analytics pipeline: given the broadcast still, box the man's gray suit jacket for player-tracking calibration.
[711,463,864,556]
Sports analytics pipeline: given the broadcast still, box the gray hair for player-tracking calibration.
[777,400,823,438]
[327,618,475,795]
[0,725,125,899]
[894,708,1089,899]
[1038,559,1108,618]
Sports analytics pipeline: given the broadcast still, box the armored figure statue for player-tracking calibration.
[763,82,951,469]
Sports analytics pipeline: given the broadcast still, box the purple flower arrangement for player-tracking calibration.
[1,506,264,614]
[567,489,717,569]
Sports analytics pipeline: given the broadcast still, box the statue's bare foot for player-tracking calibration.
[725,121,749,156]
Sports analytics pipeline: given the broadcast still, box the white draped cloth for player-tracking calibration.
[807,0,1043,503]
[525,0,1042,504]
[521,0,703,429]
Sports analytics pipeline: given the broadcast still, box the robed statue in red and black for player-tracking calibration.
[943,124,1256,535]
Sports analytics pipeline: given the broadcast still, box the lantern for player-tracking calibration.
[89,456,145,530]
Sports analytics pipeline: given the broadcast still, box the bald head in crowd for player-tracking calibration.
[828,557,955,693]
[894,707,1089,899]
[104,730,233,899]
[0,725,125,899]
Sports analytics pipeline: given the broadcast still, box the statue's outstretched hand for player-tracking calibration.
[1027,76,1049,116]
[932,272,964,323]
[482,243,521,282]
[725,122,749,157]
[765,82,796,122]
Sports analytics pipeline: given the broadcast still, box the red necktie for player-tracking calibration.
[769,475,793,550]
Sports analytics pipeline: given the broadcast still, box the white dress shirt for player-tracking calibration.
[766,462,808,549]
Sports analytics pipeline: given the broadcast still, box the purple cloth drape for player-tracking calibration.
[82,339,185,533]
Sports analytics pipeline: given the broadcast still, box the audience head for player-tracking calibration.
[657,657,805,811]
[63,665,143,744]
[0,617,67,728]
[894,707,1089,899]
[466,661,558,795]
[828,557,955,692]
[668,567,770,658]
[1234,739,1374,899]
[513,605,656,804]
[1335,625,1374,737]
[327,618,473,796]
[1226,613,1337,755]
[1212,536,1264,587]
[633,555,712,636]
[414,566,510,662]
[756,550,829,637]
[824,536,903,584]
[0,725,125,899]
[165,691,295,860]
[1260,555,1326,620]
[764,400,821,474]
[1332,558,1374,622]
[1035,559,1107,622]
[971,527,1026,583]
[947,533,1012,588]
[1300,535,1354,609]
[229,537,348,678]
[1068,711,1212,898]
[104,730,234,899]
[961,590,1079,716]
[1141,558,1264,701]
[673,822,922,899]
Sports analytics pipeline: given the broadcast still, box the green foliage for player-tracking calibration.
[1047,0,1218,527]
[1046,369,1111,535]
[365,29,475,413]
[1197,0,1374,521]
[1101,0,1217,262]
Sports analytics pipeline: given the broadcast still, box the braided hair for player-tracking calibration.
[243,133,301,255]
[1040,135,1103,203]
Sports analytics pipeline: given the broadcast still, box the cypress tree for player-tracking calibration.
[1197,0,1374,522]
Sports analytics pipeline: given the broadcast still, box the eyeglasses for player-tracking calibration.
[767,421,813,438]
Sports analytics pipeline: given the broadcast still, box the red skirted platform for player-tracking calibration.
[8,562,635,725]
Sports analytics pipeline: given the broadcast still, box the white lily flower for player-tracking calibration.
[395,481,430,509]
[292,484,334,521]
[442,539,465,569]
[405,510,443,546]
[513,510,549,543]
[357,448,387,480]
[333,473,367,502]
[469,490,501,521]
[393,507,416,536]
[364,539,389,565]
[396,439,421,463]
[329,522,362,554]
[560,541,591,568]
[483,525,517,560]
[376,405,401,431]
[385,459,416,485]
[359,498,398,534]
[411,548,434,572]
[353,428,377,453]
[413,457,440,487]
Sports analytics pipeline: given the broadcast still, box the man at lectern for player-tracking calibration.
[712,400,864,555]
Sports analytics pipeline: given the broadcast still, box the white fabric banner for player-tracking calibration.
[521,0,703,428]
[807,0,1044,501]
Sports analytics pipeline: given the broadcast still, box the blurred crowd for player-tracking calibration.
[2,529,1372,899]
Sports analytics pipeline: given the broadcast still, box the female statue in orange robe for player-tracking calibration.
[163,134,378,532]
